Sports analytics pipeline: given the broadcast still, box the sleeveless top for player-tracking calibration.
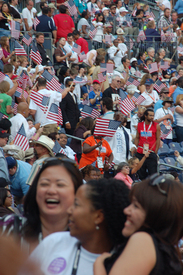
[104,231,182,275]
[137,121,158,154]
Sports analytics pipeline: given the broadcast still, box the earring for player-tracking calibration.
[96,225,99,230]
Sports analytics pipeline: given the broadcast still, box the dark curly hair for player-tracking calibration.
[86,178,130,246]
[23,158,83,240]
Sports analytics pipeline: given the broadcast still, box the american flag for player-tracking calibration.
[177,44,183,53]
[18,71,32,89]
[91,3,96,14]
[14,40,27,56]
[0,112,8,120]
[134,70,141,77]
[126,16,132,27]
[160,60,169,70]
[52,140,67,155]
[153,79,166,93]
[33,17,40,29]
[160,123,172,140]
[30,90,50,112]
[89,24,97,39]
[73,76,87,84]
[94,118,121,137]
[22,33,32,46]
[65,0,77,16]
[137,30,146,42]
[148,62,158,73]
[165,30,174,42]
[14,124,29,151]
[81,105,100,119]
[15,87,29,99]
[12,102,18,115]
[10,21,20,39]
[150,11,155,18]
[100,63,114,73]
[119,90,135,115]
[79,51,86,61]
[126,76,140,87]
[0,47,3,60]
[0,72,5,82]
[72,43,81,54]
[42,70,64,93]
[98,71,107,83]
[46,103,63,125]
[132,7,137,16]
[161,30,166,42]
[131,92,145,105]
[30,44,42,65]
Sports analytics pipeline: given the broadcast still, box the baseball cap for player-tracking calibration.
[119,7,128,13]
[145,78,154,85]
[102,7,109,12]
[48,3,56,9]
[6,156,17,169]
[0,128,9,138]
[130,57,137,63]
[93,79,100,84]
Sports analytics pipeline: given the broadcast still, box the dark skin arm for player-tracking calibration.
[83,140,102,154]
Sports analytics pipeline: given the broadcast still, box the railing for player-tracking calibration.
[157,162,183,181]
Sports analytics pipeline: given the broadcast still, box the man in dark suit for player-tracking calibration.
[60,78,81,135]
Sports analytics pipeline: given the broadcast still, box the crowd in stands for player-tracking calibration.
[0,0,183,274]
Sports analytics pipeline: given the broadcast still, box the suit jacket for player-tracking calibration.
[60,92,81,135]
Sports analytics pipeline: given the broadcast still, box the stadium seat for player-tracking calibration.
[164,157,179,171]
[168,142,183,156]
[158,143,169,158]
[158,158,167,171]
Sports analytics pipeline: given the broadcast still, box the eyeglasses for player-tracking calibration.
[149,173,167,196]
[42,157,77,167]
[116,80,121,83]
[57,138,60,141]
[72,85,76,87]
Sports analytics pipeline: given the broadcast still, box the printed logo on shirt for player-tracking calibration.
[47,258,66,274]
[140,131,152,137]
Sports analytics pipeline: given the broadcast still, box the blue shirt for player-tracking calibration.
[35,14,56,34]
[10,160,31,198]
[89,90,102,109]
[172,87,183,103]
[74,0,87,16]
[154,99,163,113]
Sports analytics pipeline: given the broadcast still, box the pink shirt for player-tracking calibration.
[114,172,133,189]
[2,48,10,64]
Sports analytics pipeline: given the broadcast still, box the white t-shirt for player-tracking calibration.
[61,145,76,160]
[29,88,62,126]
[107,45,124,68]
[92,22,104,43]
[154,107,174,139]
[83,49,97,66]
[30,232,100,275]
[141,90,159,106]
[174,106,183,127]
[77,18,91,34]
[131,113,139,137]
[64,41,78,63]
[22,7,34,30]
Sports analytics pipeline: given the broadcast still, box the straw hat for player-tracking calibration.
[33,135,55,157]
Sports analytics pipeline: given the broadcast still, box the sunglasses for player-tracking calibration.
[42,157,77,167]
[116,80,121,83]
[149,173,167,196]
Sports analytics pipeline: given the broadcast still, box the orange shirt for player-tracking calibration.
[169,85,176,97]
[79,136,112,172]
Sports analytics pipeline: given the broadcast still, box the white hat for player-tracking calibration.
[116,28,124,34]
[34,135,55,157]
[48,3,57,9]
[130,57,137,63]
[102,7,109,12]
[126,85,138,94]
[119,7,128,13]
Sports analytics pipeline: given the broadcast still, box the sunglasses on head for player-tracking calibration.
[148,173,167,196]
[42,157,77,167]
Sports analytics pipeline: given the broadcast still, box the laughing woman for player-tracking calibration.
[94,174,183,275]
[30,178,130,275]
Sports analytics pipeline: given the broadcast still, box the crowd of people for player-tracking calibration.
[0,0,183,274]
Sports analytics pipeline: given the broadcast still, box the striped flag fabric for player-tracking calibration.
[104,35,111,44]
[94,118,121,137]
[137,30,146,42]
[33,17,40,29]
[14,124,29,151]
[160,60,169,70]
[132,7,137,16]
[148,62,158,73]
[14,40,27,56]
[64,0,77,16]
[30,90,50,112]
[22,33,32,46]
[12,102,18,115]
[15,87,29,99]
[126,76,140,87]
[0,72,5,82]
[81,105,100,119]
[72,43,81,54]
[100,63,114,73]
[30,44,42,65]
[10,21,20,39]
[119,90,135,115]
[161,30,166,42]
[177,44,183,53]
[52,140,67,155]
[98,71,107,83]
[89,24,97,39]
[46,103,63,125]
[150,11,155,18]
[91,3,96,14]
[73,76,87,84]
[0,112,8,120]
[160,123,172,140]
[17,71,32,89]
[78,51,86,61]
[0,47,3,60]
[42,70,65,93]
[131,92,145,105]
[153,79,166,93]
[165,30,174,42]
